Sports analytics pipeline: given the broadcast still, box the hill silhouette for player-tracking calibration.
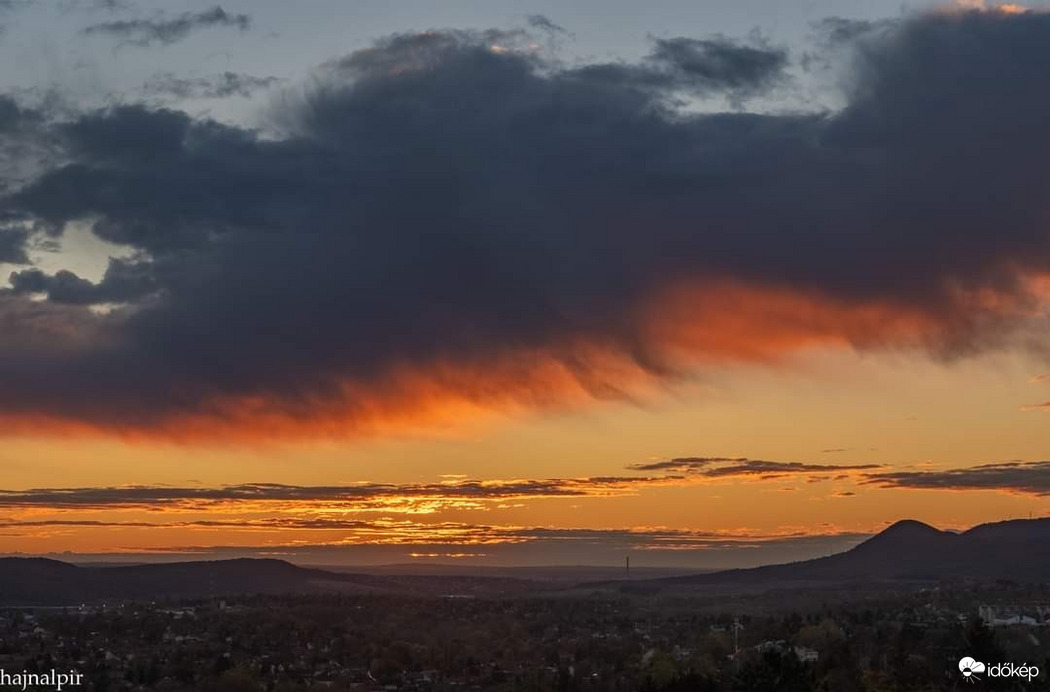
[0,557,392,605]
[653,517,1050,588]
[1,518,1048,604]
[0,557,557,605]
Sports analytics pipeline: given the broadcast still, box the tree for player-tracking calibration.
[732,650,812,692]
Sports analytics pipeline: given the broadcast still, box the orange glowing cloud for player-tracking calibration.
[0,275,1045,443]
[945,1,1030,15]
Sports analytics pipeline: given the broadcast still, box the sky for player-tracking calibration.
[0,0,1049,568]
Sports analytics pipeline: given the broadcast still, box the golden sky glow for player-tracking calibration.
[1,345,1048,566]
[1,1,1050,568]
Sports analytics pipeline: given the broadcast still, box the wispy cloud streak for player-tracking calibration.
[628,457,881,479]
[82,6,250,46]
[863,460,1050,496]
[0,477,674,511]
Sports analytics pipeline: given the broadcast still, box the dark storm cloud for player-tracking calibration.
[863,460,1050,496]
[649,36,789,92]
[7,258,155,304]
[566,35,788,103]
[1,9,1050,438]
[0,94,46,146]
[140,71,281,100]
[0,226,28,263]
[628,457,880,478]
[0,95,51,196]
[82,5,250,46]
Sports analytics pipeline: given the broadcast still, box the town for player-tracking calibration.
[0,580,1048,691]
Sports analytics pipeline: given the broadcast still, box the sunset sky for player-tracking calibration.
[0,0,1049,568]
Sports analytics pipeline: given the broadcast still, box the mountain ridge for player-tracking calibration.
[0,556,392,605]
[649,517,1050,588]
[0,517,1047,604]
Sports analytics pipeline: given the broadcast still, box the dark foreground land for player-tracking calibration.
[1,519,1049,691]
[1,581,1048,691]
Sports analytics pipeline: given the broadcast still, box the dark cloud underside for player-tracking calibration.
[0,8,1049,439]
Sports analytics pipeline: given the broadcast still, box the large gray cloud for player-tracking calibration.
[2,8,1050,438]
